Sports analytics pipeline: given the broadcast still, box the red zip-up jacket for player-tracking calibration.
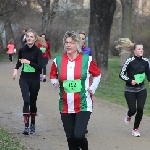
[37,40,51,59]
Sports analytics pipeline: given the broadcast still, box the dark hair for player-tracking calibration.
[23,29,27,32]
[40,33,48,41]
[133,43,143,50]
[41,33,46,37]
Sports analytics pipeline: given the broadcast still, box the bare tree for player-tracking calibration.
[89,0,116,78]
[37,0,50,33]
[37,0,60,33]
[0,0,17,49]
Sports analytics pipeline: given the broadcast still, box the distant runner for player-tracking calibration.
[119,43,150,137]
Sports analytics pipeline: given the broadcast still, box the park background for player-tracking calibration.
[1,0,150,149]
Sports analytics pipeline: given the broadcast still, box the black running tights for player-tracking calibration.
[19,77,40,116]
[61,111,91,150]
[125,89,147,129]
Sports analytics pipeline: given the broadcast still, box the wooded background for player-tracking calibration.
[1,0,150,78]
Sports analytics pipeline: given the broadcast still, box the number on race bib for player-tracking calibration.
[63,80,82,93]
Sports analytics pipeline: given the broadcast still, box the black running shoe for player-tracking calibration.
[22,127,29,135]
[30,124,35,134]
[43,78,46,82]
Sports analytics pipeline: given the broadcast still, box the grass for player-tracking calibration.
[51,50,64,59]
[0,127,25,150]
[95,57,150,116]
[0,53,18,63]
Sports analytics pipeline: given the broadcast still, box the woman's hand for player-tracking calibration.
[19,59,30,64]
[13,69,18,80]
[87,87,93,94]
[131,80,138,85]
[53,82,59,88]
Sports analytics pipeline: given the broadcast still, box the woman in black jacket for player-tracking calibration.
[13,29,42,135]
[119,43,150,137]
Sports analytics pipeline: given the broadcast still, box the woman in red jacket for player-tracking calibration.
[37,33,51,82]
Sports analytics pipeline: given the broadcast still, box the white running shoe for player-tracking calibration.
[132,129,140,137]
[124,112,131,124]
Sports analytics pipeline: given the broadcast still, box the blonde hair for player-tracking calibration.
[26,28,38,38]
[36,36,46,46]
[63,31,82,53]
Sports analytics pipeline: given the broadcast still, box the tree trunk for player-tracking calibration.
[120,0,132,39]
[89,0,116,79]
[4,19,14,46]
[42,0,50,34]
[37,0,60,34]
[0,33,4,51]
[49,0,59,25]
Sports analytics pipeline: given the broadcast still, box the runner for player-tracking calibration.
[21,29,27,48]
[119,43,150,137]
[77,30,92,134]
[77,30,91,56]
[13,29,42,135]
[37,33,51,82]
[7,38,15,63]
[50,31,101,150]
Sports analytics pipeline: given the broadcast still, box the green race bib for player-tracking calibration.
[134,73,145,83]
[63,80,82,93]
[23,64,35,72]
[40,47,46,53]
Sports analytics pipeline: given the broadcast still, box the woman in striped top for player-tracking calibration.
[50,31,101,150]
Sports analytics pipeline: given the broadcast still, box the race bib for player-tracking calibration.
[63,80,82,93]
[40,47,46,53]
[134,73,145,83]
[23,64,35,72]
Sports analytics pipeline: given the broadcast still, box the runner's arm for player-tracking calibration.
[50,59,58,84]
[88,60,101,94]
[15,49,23,69]
[119,59,132,83]
[145,60,150,82]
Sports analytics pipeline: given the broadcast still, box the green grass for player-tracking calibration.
[95,57,150,116]
[0,127,25,150]
[51,50,63,59]
[0,53,18,63]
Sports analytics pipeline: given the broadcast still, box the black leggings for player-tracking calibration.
[125,88,147,129]
[41,58,48,75]
[61,111,91,150]
[8,54,13,62]
[19,77,40,116]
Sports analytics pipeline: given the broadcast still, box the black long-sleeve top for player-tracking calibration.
[119,56,150,87]
[15,44,42,80]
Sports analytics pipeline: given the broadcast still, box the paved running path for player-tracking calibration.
[0,61,150,150]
